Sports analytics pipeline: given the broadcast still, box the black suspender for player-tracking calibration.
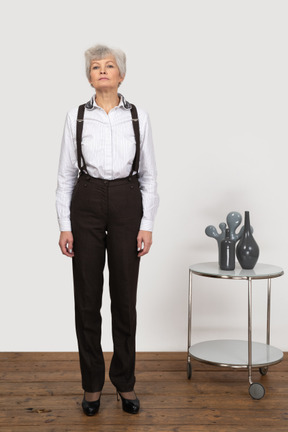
[130,104,140,175]
[76,102,140,177]
[76,104,87,174]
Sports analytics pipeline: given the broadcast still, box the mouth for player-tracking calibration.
[99,77,109,80]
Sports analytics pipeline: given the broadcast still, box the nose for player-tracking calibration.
[100,68,107,74]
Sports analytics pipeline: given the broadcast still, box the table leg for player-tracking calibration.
[266,278,271,346]
[187,269,193,378]
[258,278,271,376]
[248,277,253,385]
[248,277,265,399]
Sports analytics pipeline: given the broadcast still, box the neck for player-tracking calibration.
[95,90,120,114]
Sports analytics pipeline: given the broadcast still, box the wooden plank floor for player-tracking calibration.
[0,352,288,431]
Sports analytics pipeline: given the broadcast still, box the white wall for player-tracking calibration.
[1,0,287,352]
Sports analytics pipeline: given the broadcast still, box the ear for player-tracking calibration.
[119,74,125,85]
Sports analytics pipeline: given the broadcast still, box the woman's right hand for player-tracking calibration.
[59,231,74,257]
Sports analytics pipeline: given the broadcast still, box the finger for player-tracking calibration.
[137,237,143,257]
[59,239,67,255]
[137,236,143,252]
[67,239,74,256]
[138,241,151,257]
[140,236,153,257]
[66,249,74,257]
[59,238,74,258]
[64,246,74,257]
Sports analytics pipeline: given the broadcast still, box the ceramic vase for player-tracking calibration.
[236,211,259,269]
[220,229,235,270]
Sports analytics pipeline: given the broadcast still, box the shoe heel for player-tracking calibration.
[116,390,140,414]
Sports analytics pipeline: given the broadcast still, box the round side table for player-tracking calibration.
[187,262,284,399]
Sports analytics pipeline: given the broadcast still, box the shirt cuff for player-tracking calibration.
[58,219,72,232]
[139,219,154,232]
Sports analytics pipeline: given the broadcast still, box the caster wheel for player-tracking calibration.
[249,383,265,400]
[187,362,192,379]
[259,366,268,376]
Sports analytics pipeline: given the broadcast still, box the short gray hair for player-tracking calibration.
[84,44,126,80]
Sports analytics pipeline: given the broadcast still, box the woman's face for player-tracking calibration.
[89,56,124,91]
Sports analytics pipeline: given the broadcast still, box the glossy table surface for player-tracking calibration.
[189,340,283,367]
[189,262,284,280]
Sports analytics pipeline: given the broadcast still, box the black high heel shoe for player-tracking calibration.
[82,392,101,416]
[117,390,140,414]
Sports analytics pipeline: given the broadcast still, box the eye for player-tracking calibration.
[107,64,114,68]
[92,66,99,70]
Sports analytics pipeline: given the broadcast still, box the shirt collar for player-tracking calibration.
[85,93,132,111]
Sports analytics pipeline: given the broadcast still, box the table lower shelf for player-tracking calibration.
[189,340,283,368]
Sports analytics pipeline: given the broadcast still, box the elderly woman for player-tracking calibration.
[56,44,159,416]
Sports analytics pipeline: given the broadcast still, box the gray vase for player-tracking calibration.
[236,211,259,269]
[220,228,235,271]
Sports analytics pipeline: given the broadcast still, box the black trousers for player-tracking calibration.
[70,173,143,392]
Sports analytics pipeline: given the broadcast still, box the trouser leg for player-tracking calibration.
[107,180,143,391]
[70,179,107,392]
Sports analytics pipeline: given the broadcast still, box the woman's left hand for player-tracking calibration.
[137,230,152,257]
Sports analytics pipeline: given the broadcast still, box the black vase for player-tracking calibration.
[236,211,259,269]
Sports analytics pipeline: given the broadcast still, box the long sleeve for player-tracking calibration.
[56,113,78,231]
[138,113,159,232]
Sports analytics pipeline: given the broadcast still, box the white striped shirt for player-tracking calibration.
[56,94,159,232]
